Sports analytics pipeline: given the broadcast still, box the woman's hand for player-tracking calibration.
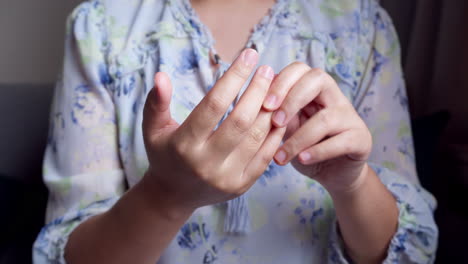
[141,49,285,219]
[263,62,373,195]
[263,62,400,264]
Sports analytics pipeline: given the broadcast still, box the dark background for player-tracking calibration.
[383,0,468,262]
[1,0,467,263]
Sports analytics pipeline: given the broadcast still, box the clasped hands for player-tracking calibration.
[141,49,373,215]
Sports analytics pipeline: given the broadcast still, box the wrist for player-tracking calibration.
[326,163,372,200]
[134,170,195,222]
[327,164,398,264]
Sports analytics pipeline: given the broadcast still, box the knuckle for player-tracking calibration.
[219,179,243,196]
[343,141,353,154]
[184,121,199,139]
[231,185,246,197]
[250,77,270,92]
[318,109,332,129]
[248,126,267,144]
[230,63,251,81]
[337,105,351,118]
[197,167,213,182]
[309,67,327,80]
[347,130,371,159]
[291,61,311,71]
[205,95,226,116]
[196,169,211,182]
[338,96,353,108]
[308,68,334,87]
[356,147,369,159]
[312,145,323,160]
[232,113,254,132]
[170,137,187,156]
[285,135,301,155]
[195,164,216,182]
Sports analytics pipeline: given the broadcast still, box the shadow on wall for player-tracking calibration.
[0,84,54,263]
[0,0,83,84]
[383,0,468,263]
[0,4,81,258]
[0,1,82,262]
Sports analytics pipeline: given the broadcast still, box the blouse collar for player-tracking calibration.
[168,0,300,53]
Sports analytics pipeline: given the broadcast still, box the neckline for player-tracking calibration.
[175,0,293,64]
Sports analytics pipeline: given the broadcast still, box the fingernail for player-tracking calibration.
[241,49,258,67]
[273,110,286,126]
[275,150,287,164]
[264,94,277,109]
[299,152,311,163]
[258,65,274,80]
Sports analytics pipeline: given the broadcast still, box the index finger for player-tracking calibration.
[180,48,259,141]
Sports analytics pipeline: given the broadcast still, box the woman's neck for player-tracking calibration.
[191,0,276,63]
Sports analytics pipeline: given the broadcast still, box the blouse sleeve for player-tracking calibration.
[327,4,438,264]
[33,2,126,263]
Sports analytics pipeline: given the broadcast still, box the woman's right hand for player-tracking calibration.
[141,49,285,219]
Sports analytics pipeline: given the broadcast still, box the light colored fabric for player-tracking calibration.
[33,0,438,263]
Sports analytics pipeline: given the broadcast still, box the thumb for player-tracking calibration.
[143,72,178,136]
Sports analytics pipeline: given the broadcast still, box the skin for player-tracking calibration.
[263,63,398,263]
[191,0,276,62]
[66,1,399,263]
[66,50,285,264]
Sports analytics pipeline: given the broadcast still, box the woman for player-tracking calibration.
[34,0,438,263]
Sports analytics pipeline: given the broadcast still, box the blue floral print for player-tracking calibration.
[33,0,438,263]
[178,222,211,251]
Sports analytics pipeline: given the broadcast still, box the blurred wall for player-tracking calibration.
[428,0,468,144]
[0,0,82,84]
[384,1,468,263]
[384,0,468,144]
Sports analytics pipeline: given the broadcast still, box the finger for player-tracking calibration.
[271,68,345,127]
[207,65,274,156]
[295,130,368,165]
[225,110,273,166]
[263,62,311,111]
[243,126,287,183]
[284,115,301,140]
[273,107,351,165]
[283,102,322,141]
[181,49,259,140]
[143,72,178,140]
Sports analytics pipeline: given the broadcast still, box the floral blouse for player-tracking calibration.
[33,0,438,263]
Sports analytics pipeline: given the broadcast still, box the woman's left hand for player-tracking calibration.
[263,62,373,195]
